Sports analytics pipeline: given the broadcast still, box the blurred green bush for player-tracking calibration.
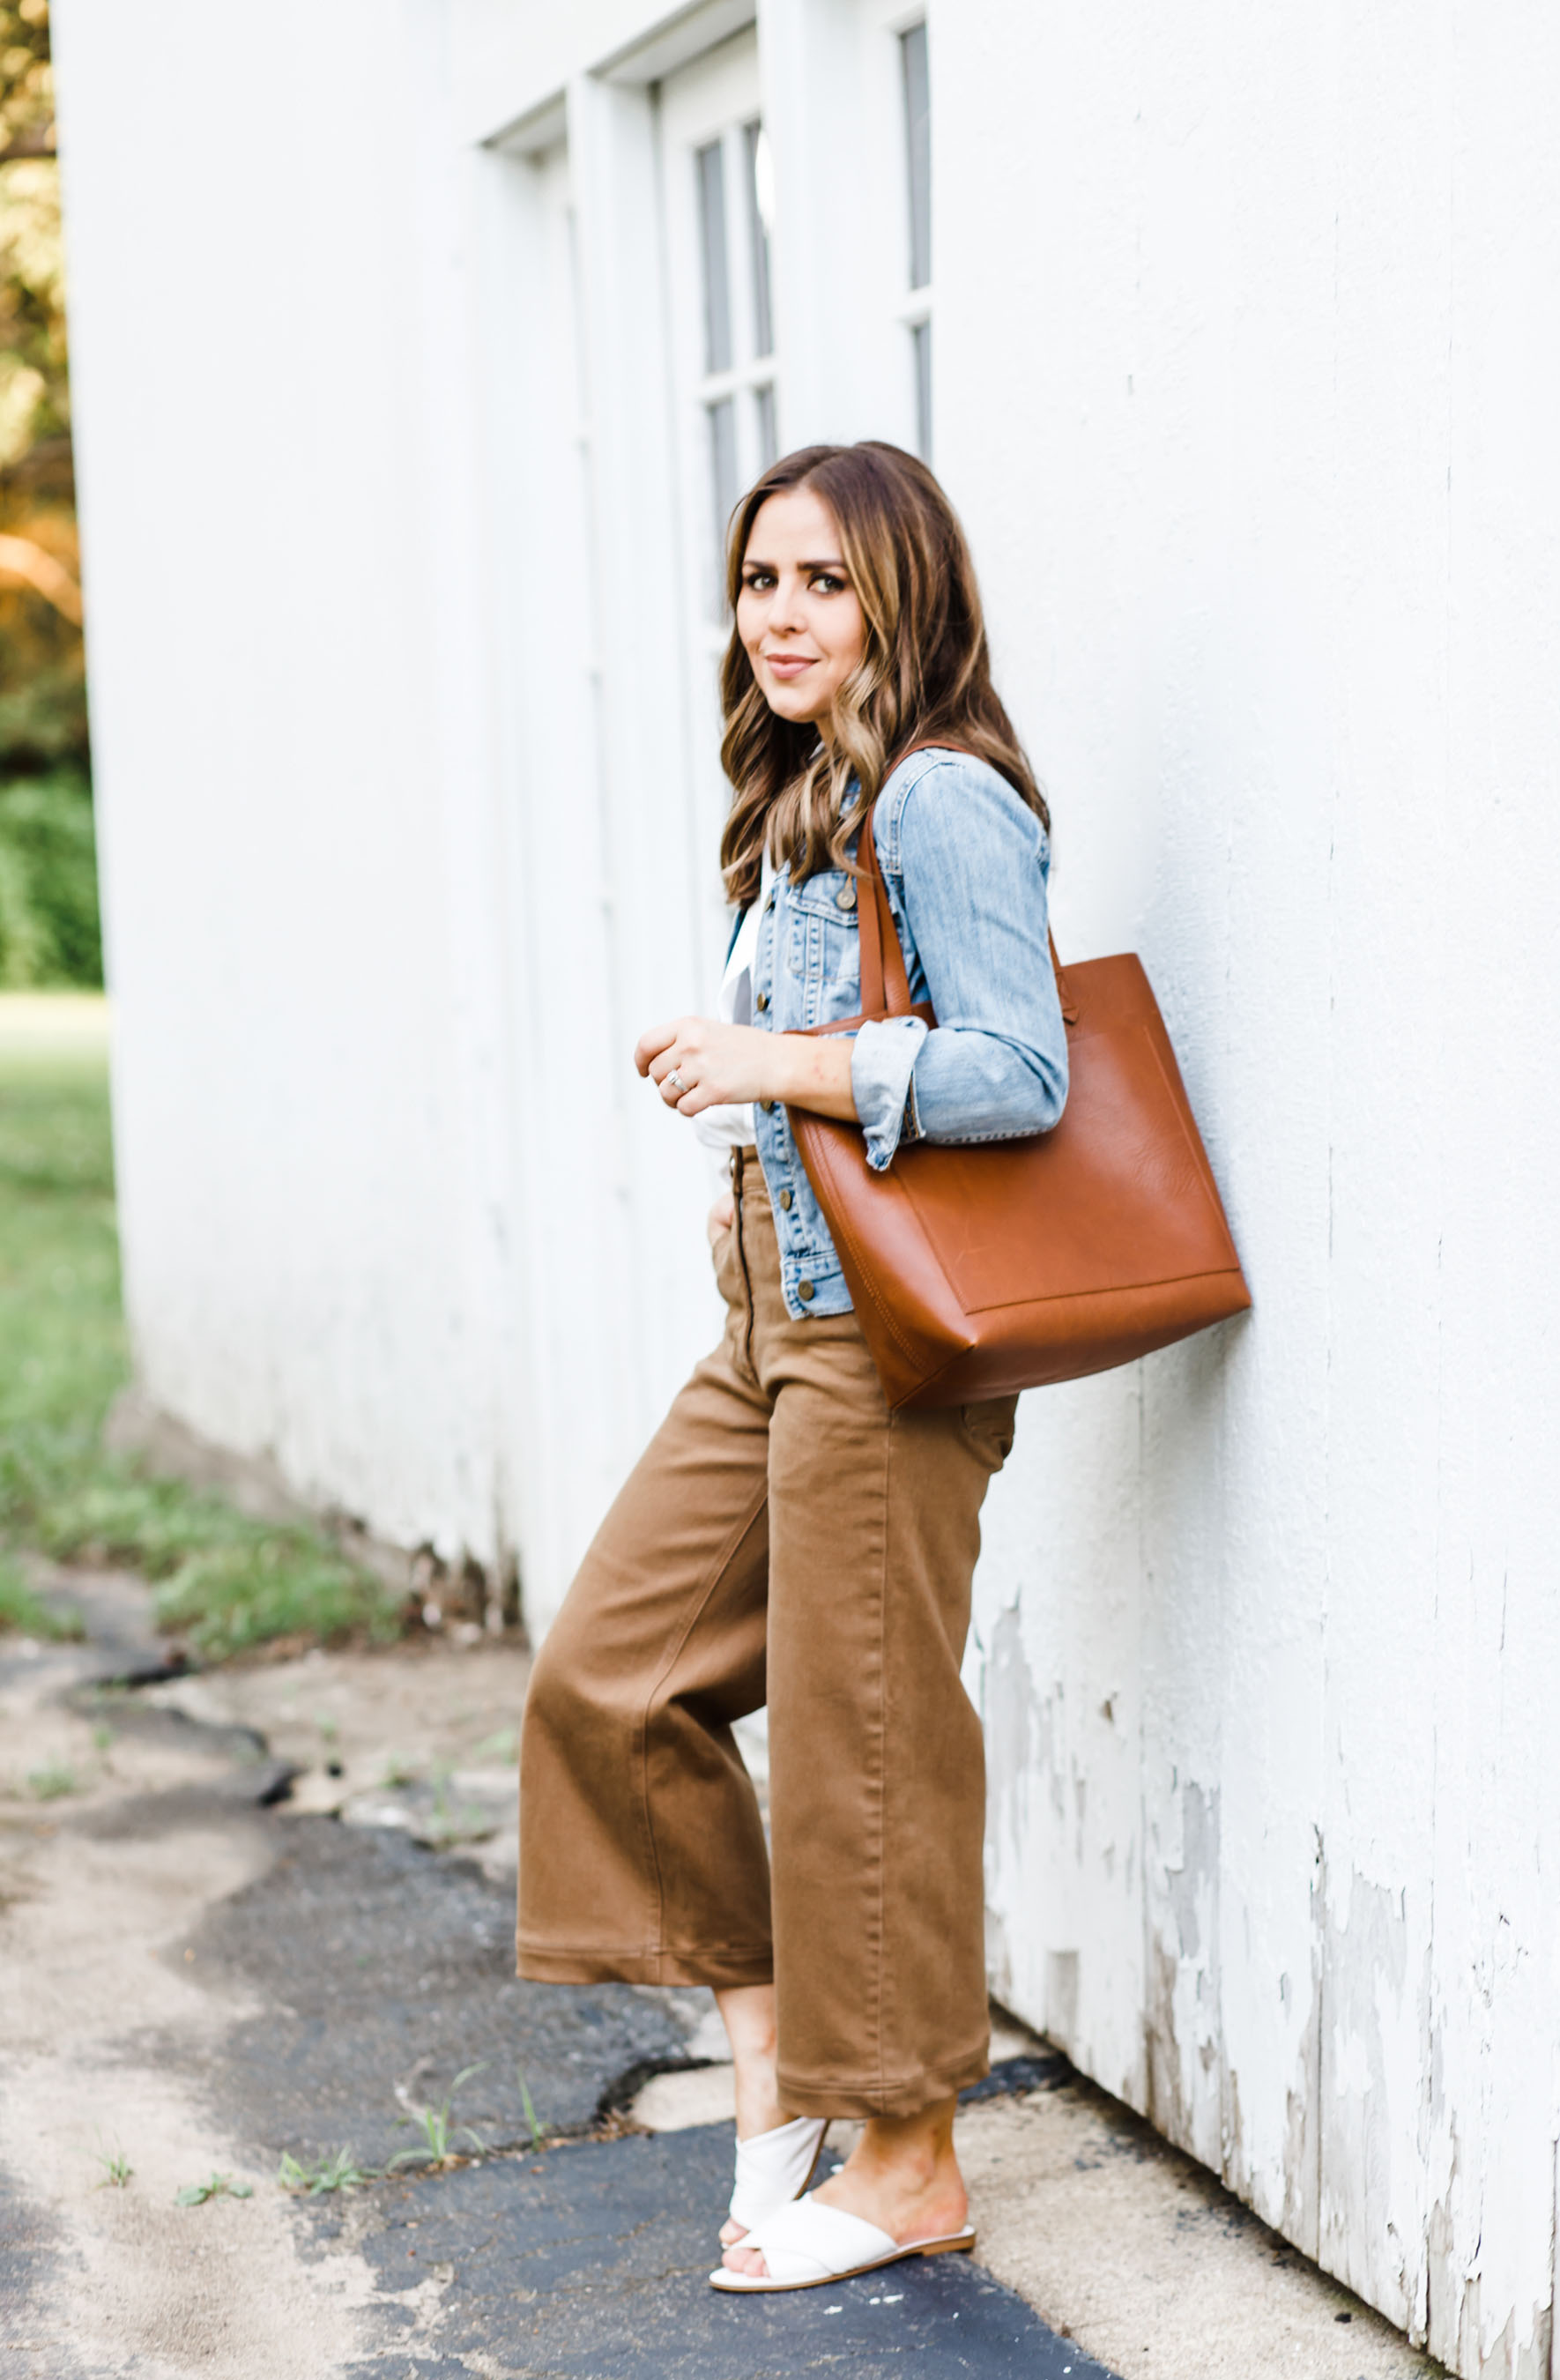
[0,768,100,984]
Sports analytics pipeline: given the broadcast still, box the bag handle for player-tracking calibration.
[856,794,913,1018]
[853,740,1080,1026]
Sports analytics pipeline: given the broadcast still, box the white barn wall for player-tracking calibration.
[938,4,1560,2371]
[51,1,1560,2369]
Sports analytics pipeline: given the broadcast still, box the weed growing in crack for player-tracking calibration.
[92,2138,132,2189]
[516,2065,546,2152]
[26,1759,76,1799]
[278,2148,379,2196]
[390,2063,488,2169]
[175,2172,253,2206]
[418,1763,490,1847]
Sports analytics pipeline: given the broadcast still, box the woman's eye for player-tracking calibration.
[811,573,845,594]
[743,569,776,591]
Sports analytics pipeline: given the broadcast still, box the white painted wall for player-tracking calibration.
[51,0,522,1559]
[52,2,1560,2370]
[938,9,1560,2373]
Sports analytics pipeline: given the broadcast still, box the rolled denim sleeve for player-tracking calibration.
[851,1014,930,1172]
[889,759,1069,1146]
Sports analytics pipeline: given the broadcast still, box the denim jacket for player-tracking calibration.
[743,745,1069,1319]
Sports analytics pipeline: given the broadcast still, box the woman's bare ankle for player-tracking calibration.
[715,1983,790,2141]
[813,2101,968,2243]
[732,2069,789,2141]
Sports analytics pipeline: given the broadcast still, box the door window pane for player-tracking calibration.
[911,318,932,461]
[743,119,775,360]
[755,382,778,469]
[687,108,778,604]
[696,138,732,372]
[708,396,739,572]
[901,23,931,292]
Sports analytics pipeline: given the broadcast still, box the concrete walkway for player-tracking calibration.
[0,1573,1445,2380]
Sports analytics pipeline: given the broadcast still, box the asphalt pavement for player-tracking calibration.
[1,1578,1116,2379]
[190,1814,1113,2376]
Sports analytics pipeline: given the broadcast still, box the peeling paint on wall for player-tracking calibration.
[984,1602,1036,1876]
[1278,1831,1323,2257]
[1319,1868,1414,2326]
[1145,1778,1222,2156]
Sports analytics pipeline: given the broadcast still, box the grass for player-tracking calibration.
[26,1759,76,1799]
[390,2064,488,2169]
[175,2172,253,2207]
[0,1038,405,1659]
[281,2078,543,2194]
[0,1562,82,1637]
[517,2064,546,2152]
[278,2147,379,2197]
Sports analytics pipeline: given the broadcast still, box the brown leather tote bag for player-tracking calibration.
[786,757,1252,1409]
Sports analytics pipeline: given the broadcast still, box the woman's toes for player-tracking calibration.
[721,2244,769,2278]
[718,2219,748,2248]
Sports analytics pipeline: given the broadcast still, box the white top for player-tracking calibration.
[693,858,775,1155]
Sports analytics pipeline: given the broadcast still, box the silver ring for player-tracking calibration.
[666,1069,687,1096]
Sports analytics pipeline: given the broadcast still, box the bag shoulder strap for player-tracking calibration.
[856,793,912,1019]
[856,739,1078,1025]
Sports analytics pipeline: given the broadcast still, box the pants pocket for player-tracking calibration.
[961,1395,1019,1467]
[711,1222,739,1302]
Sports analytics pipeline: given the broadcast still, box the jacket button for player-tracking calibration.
[797,1278,815,1301]
[779,1187,792,1210]
[836,881,857,910]
[754,990,769,1012]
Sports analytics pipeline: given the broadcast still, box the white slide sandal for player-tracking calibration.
[727,2115,828,2237]
[709,2190,976,2292]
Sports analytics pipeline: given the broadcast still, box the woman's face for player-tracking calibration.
[736,486,867,739]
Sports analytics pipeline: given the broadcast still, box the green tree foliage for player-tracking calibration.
[0,0,97,981]
[0,0,51,162]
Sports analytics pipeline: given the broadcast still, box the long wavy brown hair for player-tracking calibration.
[718,441,1047,907]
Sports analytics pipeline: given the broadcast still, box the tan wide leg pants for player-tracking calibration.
[516,1151,1016,2119]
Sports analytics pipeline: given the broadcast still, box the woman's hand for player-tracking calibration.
[634,1016,858,1122]
[635,1018,784,1112]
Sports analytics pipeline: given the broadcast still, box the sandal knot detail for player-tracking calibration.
[727,2115,828,2237]
[709,2190,977,2292]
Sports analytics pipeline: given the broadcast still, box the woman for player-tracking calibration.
[517,440,1067,2293]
